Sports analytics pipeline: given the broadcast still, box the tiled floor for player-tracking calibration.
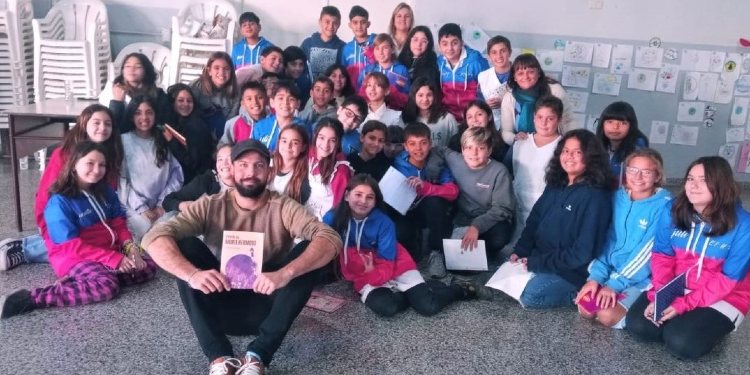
[1,160,748,374]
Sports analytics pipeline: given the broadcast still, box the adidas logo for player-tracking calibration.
[565,205,572,211]
[639,219,648,230]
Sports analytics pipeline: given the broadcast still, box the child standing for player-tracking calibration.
[478,36,513,130]
[357,34,410,109]
[340,6,376,93]
[269,125,311,205]
[401,77,458,147]
[323,174,474,318]
[595,101,649,186]
[220,81,269,145]
[231,12,275,69]
[252,80,305,151]
[0,141,156,319]
[301,6,346,79]
[449,100,509,162]
[436,23,489,123]
[347,120,390,181]
[299,76,337,125]
[305,118,353,220]
[235,46,285,85]
[190,52,239,140]
[398,26,440,85]
[362,72,403,127]
[337,95,368,154]
[283,46,312,107]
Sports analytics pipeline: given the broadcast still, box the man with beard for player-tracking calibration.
[142,139,342,375]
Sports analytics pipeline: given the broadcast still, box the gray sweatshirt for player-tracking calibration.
[120,133,184,213]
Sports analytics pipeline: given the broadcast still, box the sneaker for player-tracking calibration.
[236,355,265,375]
[209,357,241,375]
[426,251,447,279]
[450,276,478,300]
[0,238,25,271]
[0,289,35,319]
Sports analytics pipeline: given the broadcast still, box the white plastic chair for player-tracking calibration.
[32,0,110,101]
[108,42,172,89]
[0,0,34,129]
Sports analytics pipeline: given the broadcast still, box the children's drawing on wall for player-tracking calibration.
[703,104,716,127]
[536,49,564,72]
[697,73,719,102]
[611,44,634,74]
[677,101,706,122]
[683,72,701,100]
[725,127,745,143]
[565,90,589,113]
[462,23,490,53]
[718,144,739,168]
[634,46,664,69]
[561,66,591,89]
[553,39,566,50]
[563,41,594,64]
[731,97,750,126]
[742,54,750,74]
[682,49,711,72]
[708,51,726,73]
[735,75,750,96]
[592,43,612,68]
[656,64,679,93]
[627,68,657,91]
[663,48,679,61]
[715,76,735,104]
[724,53,742,80]
[669,124,699,146]
[649,120,669,144]
[592,73,622,96]
[736,141,750,173]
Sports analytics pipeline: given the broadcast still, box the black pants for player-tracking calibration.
[394,196,453,262]
[176,237,318,366]
[364,280,462,317]
[625,292,735,360]
[478,221,512,263]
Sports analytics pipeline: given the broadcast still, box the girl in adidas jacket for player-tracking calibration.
[576,149,672,328]
[626,156,750,359]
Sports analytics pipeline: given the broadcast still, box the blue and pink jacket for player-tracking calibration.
[340,34,376,92]
[44,186,131,277]
[357,62,411,110]
[231,37,274,69]
[392,150,459,201]
[437,46,489,123]
[648,202,750,315]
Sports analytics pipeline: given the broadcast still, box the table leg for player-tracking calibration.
[9,113,23,232]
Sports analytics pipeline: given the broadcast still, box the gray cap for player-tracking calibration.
[230,139,271,162]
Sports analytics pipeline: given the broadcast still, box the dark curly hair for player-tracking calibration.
[126,95,170,168]
[545,129,613,189]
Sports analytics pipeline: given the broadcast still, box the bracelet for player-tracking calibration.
[186,269,200,285]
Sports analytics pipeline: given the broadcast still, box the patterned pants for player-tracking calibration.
[30,259,157,308]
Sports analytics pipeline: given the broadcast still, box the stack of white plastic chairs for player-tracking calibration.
[0,0,34,128]
[169,0,237,85]
[32,0,111,101]
[108,42,172,89]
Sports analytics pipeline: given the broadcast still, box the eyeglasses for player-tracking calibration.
[341,106,362,124]
[625,166,656,178]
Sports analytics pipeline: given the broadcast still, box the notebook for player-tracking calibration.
[653,272,686,322]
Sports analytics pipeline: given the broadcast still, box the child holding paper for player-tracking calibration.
[576,149,671,328]
[626,156,750,359]
[323,174,474,318]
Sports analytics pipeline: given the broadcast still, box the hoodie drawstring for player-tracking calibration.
[82,191,117,248]
[343,218,367,266]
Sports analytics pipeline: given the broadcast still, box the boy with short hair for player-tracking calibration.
[437,23,489,123]
[300,6,346,79]
[260,72,282,103]
[340,5,376,92]
[336,95,368,154]
[391,122,458,277]
[231,12,275,69]
[478,36,513,130]
[299,76,337,126]
[283,46,312,108]
[252,80,305,151]
[346,119,390,181]
[221,81,269,145]
[236,46,285,85]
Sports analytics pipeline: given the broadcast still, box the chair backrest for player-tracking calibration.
[175,0,237,41]
[38,0,109,43]
[109,42,172,89]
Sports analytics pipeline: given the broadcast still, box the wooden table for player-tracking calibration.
[5,99,96,231]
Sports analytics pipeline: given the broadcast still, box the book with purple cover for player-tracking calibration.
[305,291,347,313]
[653,272,686,322]
[220,231,264,289]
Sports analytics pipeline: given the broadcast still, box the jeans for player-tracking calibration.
[22,234,49,263]
[519,272,577,309]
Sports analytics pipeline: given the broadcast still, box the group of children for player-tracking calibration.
[0,2,749,368]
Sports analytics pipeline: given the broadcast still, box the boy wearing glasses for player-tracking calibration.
[336,95,368,154]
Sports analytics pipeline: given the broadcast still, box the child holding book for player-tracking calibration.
[346,120,390,181]
[252,80,305,151]
[231,12,275,69]
[626,156,750,359]
[340,6,376,92]
[357,34,411,109]
[362,72,403,127]
[301,6,346,79]
[401,77,458,147]
[305,118,353,220]
[0,141,156,319]
[323,174,474,318]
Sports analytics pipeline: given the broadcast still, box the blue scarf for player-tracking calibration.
[511,88,538,134]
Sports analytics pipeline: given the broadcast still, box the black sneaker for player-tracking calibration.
[0,289,35,319]
[0,238,25,271]
[450,277,478,300]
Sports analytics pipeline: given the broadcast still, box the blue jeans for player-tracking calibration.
[22,234,49,263]
[520,273,577,309]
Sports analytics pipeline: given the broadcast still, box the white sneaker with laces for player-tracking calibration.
[0,239,25,271]
[209,357,241,375]
[236,356,264,375]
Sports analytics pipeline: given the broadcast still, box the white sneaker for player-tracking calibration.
[0,238,25,271]
[236,355,265,375]
[209,357,241,375]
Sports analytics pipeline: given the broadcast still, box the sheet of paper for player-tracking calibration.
[565,90,589,113]
[727,128,746,143]
[670,124,700,146]
[682,72,701,100]
[563,41,594,64]
[611,44,634,74]
[462,23,490,53]
[682,49,711,72]
[656,64,679,93]
[731,97,750,126]
[592,73,622,96]
[677,101,706,122]
[485,261,534,301]
[738,141,750,173]
[735,75,750,97]
[697,73,719,102]
[561,65,591,89]
[708,51,726,73]
[649,120,670,144]
[723,53,743,81]
[742,54,750,74]
[719,144,740,169]
[378,167,417,215]
[442,239,488,271]
[627,68,657,91]
[536,49,564,72]
[592,43,612,68]
[634,46,664,69]
[714,76,735,104]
